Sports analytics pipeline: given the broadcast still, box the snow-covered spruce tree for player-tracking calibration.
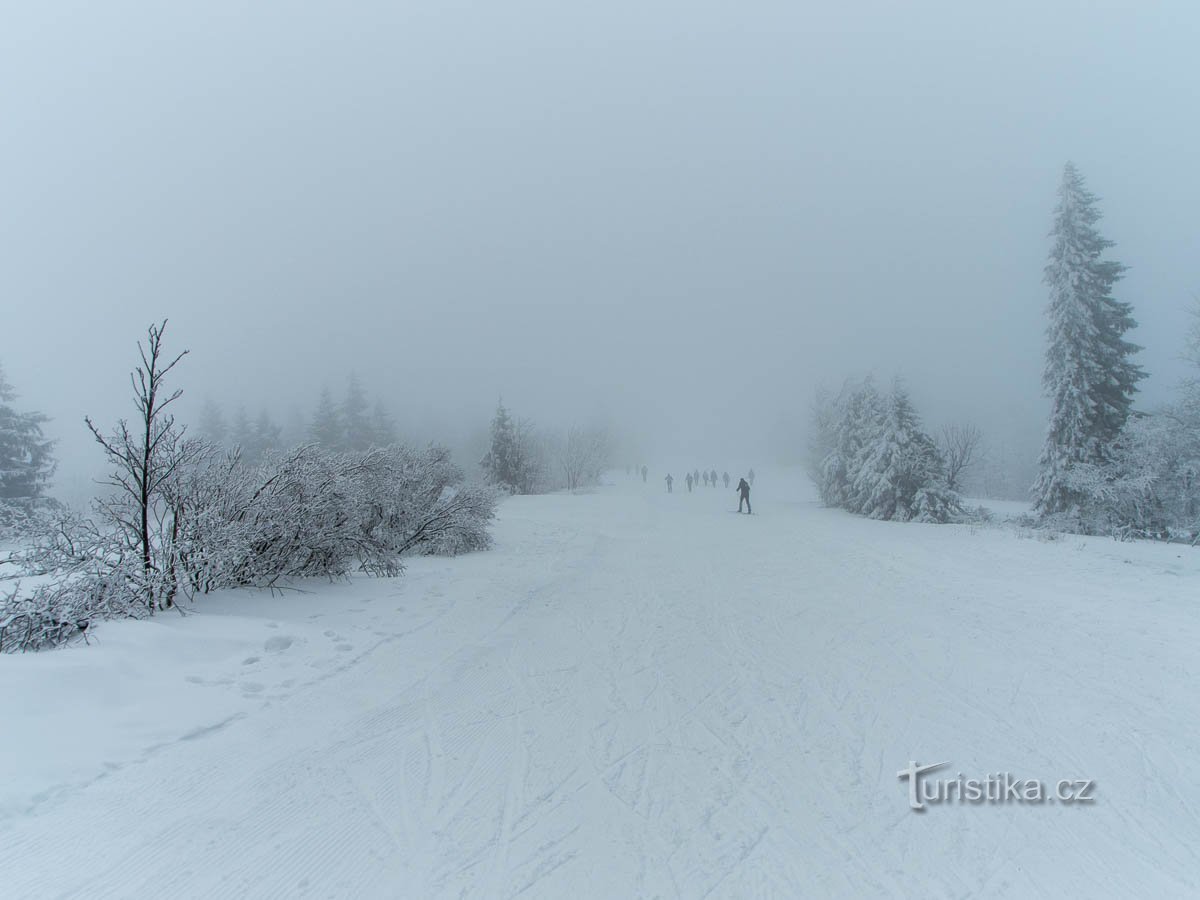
[849,381,959,522]
[843,380,887,514]
[310,387,343,449]
[0,362,57,530]
[341,374,372,452]
[369,399,398,447]
[197,397,228,445]
[480,401,521,492]
[252,409,281,460]
[231,407,254,455]
[1033,163,1144,517]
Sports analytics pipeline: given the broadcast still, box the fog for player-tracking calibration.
[3,0,1197,499]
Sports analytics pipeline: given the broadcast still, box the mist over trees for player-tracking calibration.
[196,374,401,461]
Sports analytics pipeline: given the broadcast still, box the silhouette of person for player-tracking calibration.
[641,465,648,483]
[665,473,673,493]
[722,471,730,488]
[736,477,751,513]
[709,469,718,487]
[748,468,756,486]
[702,471,710,487]
[693,469,701,487]
[685,473,694,492]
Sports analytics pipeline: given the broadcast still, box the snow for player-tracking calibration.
[2,470,1199,897]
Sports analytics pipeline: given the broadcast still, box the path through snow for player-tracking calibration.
[2,471,1198,897]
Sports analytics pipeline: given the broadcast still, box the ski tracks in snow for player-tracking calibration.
[3,481,1200,897]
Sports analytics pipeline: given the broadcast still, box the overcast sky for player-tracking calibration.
[2,0,1197,492]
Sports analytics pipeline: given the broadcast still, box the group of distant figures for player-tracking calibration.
[626,465,756,514]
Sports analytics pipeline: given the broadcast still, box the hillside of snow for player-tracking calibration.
[1,470,1197,897]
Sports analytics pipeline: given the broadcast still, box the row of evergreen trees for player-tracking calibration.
[197,375,399,463]
[812,379,960,523]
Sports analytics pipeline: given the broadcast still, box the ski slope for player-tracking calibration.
[2,470,1198,897]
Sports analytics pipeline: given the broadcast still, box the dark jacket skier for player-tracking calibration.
[736,477,751,513]
[665,473,673,492]
[709,469,718,487]
[685,473,694,492]
[722,471,730,488]
[702,471,710,487]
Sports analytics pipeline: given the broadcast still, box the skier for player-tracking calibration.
[736,476,751,514]
[702,471,710,487]
[665,473,673,493]
[685,473,694,492]
[641,465,648,483]
[748,468,756,486]
[693,469,701,487]
[722,471,730,489]
[710,469,718,487]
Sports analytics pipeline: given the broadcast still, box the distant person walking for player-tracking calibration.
[709,469,718,487]
[693,469,701,487]
[641,465,648,483]
[748,468,756,487]
[685,473,694,492]
[665,473,673,492]
[702,471,710,487]
[722,471,730,488]
[736,476,751,514]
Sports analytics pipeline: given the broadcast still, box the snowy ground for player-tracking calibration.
[2,470,1198,898]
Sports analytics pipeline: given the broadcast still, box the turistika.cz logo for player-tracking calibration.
[897,761,1096,811]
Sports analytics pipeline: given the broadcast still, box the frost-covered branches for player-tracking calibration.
[939,424,983,493]
[557,425,611,492]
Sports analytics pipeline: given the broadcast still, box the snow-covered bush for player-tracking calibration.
[169,443,496,595]
[3,322,498,652]
[1050,411,1200,540]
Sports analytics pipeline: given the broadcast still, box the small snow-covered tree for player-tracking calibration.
[197,397,228,445]
[0,362,57,509]
[310,387,342,449]
[1033,163,1144,516]
[852,383,939,521]
[481,401,526,492]
[370,399,398,447]
[341,374,372,452]
[230,407,254,453]
[251,409,282,460]
[85,320,194,611]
